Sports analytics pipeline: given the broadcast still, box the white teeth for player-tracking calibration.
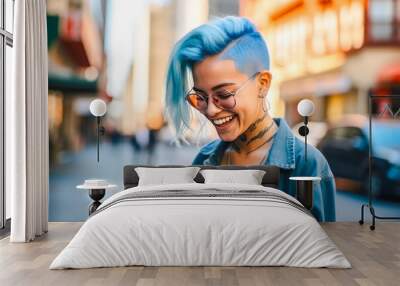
[213,115,234,126]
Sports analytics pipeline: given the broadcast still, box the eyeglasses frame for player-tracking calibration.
[185,72,260,112]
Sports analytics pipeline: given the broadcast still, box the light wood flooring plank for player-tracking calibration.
[0,222,399,286]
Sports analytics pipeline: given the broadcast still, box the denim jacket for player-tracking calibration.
[192,118,336,222]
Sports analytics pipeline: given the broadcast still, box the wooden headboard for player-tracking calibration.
[123,165,280,189]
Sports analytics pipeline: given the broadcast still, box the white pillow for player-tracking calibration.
[135,167,200,186]
[200,169,266,185]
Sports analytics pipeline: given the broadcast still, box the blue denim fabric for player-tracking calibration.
[192,118,336,222]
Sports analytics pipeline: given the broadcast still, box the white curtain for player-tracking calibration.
[7,0,49,242]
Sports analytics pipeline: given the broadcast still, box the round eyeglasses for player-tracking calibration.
[186,72,259,112]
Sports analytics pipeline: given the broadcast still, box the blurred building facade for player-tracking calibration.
[46,0,213,164]
[209,0,239,18]
[241,0,400,125]
[146,2,174,131]
[113,0,209,137]
[47,0,106,165]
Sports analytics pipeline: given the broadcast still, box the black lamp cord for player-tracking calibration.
[304,116,308,162]
[298,116,309,163]
[97,117,100,162]
[96,117,105,162]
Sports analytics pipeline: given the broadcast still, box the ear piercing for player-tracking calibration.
[258,88,265,98]
[258,89,270,112]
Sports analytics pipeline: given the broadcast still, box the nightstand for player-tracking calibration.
[77,179,117,215]
[289,176,321,210]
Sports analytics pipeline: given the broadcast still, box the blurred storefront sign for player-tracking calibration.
[48,68,97,93]
[377,62,400,84]
[241,0,400,125]
[59,38,90,68]
[370,62,400,118]
[280,72,352,100]
[271,1,363,75]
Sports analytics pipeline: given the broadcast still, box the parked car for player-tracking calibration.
[317,115,400,197]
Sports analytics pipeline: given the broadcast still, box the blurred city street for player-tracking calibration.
[49,140,400,222]
[49,140,199,221]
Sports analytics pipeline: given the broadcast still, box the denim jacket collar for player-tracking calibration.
[266,118,295,169]
[199,118,296,169]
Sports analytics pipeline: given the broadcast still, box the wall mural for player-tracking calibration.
[45,0,400,224]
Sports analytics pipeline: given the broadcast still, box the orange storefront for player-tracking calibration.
[241,0,400,126]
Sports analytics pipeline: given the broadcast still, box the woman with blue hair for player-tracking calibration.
[165,16,336,222]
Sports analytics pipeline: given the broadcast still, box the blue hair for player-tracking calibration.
[165,16,270,140]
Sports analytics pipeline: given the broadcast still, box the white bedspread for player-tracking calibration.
[50,183,351,269]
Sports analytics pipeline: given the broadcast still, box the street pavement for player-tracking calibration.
[49,140,400,222]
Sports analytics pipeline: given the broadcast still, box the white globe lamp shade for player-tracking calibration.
[297,99,315,117]
[90,99,107,117]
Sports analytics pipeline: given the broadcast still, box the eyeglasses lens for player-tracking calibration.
[187,92,235,111]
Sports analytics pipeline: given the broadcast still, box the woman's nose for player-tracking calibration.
[205,98,222,117]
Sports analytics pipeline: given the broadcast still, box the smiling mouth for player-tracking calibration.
[211,115,236,127]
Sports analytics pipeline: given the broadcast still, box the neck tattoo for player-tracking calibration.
[246,120,275,146]
[247,113,267,133]
[231,116,277,158]
[245,133,275,155]
[227,139,273,165]
[239,134,247,142]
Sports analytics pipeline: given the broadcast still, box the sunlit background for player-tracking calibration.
[45,0,400,221]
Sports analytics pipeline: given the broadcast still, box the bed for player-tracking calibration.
[50,165,350,269]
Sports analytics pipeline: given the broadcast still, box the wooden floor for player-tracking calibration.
[0,222,399,286]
